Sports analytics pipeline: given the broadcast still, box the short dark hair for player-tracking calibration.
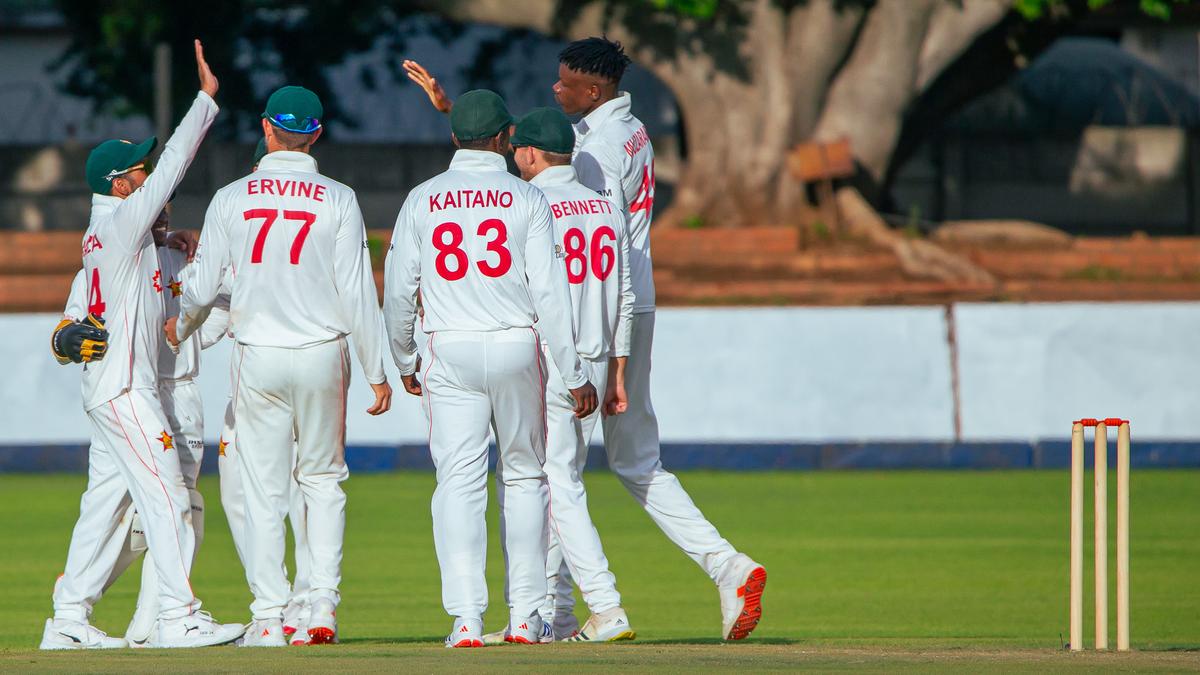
[541,150,573,166]
[458,129,509,151]
[273,127,313,150]
[559,37,631,84]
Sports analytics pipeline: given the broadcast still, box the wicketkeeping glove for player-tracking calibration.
[52,314,108,365]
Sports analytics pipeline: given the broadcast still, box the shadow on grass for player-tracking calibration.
[341,636,799,646]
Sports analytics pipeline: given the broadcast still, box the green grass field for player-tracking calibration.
[0,470,1197,672]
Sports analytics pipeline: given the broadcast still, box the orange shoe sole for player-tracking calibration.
[726,566,767,640]
[449,638,485,648]
[307,627,337,645]
[504,635,537,645]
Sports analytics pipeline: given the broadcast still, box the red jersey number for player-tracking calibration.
[629,161,655,214]
[562,226,616,284]
[245,209,316,265]
[432,220,514,281]
[87,268,106,316]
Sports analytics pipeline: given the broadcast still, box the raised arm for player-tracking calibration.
[403,60,453,114]
[107,40,219,251]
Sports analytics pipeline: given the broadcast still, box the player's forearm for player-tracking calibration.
[114,92,218,249]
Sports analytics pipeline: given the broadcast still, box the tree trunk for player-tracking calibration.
[418,0,1015,229]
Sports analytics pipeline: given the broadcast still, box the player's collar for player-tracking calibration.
[256,150,318,173]
[529,165,578,188]
[449,149,508,172]
[574,92,632,138]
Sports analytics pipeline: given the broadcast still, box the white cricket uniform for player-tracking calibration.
[384,149,586,621]
[63,250,213,626]
[574,93,739,582]
[178,150,386,621]
[53,91,217,625]
[205,287,312,612]
[526,165,634,619]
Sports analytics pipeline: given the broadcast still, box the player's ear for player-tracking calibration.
[451,133,461,149]
[309,127,323,144]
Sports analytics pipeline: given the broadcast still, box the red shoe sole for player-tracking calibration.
[504,635,537,645]
[282,626,297,638]
[307,627,337,645]
[449,638,484,648]
[726,567,767,640]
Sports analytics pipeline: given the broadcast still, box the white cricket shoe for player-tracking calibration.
[39,618,127,650]
[503,613,544,645]
[717,553,767,640]
[562,607,636,642]
[148,610,245,648]
[124,599,158,648]
[282,599,308,640]
[482,620,553,645]
[306,598,338,645]
[238,619,286,647]
[445,617,484,648]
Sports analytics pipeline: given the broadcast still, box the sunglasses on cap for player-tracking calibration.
[268,113,322,133]
[105,159,154,182]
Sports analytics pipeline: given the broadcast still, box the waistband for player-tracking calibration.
[429,326,538,345]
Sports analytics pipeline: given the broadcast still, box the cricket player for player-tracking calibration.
[169,85,392,647]
[384,90,597,647]
[403,37,767,640]
[490,108,636,644]
[53,209,229,647]
[41,40,245,650]
[211,137,317,646]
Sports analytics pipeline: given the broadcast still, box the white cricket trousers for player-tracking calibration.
[601,312,738,582]
[100,379,207,618]
[512,352,621,619]
[218,389,312,606]
[56,388,198,622]
[425,327,548,620]
[234,337,349,621]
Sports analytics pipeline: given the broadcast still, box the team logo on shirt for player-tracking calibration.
[159,431,174,452]
[554,244,565,259]
[218,437,227,457]
[168,278,182,297]
[152,270,163,293]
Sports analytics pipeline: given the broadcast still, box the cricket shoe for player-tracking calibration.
[148,610,245,648]
[482,620,554,645]
[124,597,159,648]
[306,598,338,645]
[504,614,544,645]
[282,599,308,640]
[445,617,484,648]
[717,553,767,640]
[562,607,636,643]
[238,619,286,647]
[39,618,127,650]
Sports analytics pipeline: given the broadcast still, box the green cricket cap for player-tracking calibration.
[511,107,575,154]
[450,89,513,142]
[85,137,157,195]
[262,86,323,133]
[252,138,268,167]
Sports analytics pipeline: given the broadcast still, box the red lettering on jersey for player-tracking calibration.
[277,180,292,195]
[500,191,512,208]
[485,191,498,208]
[82,234,104,255]
[298,182,313,199]
[624,125,650,158]
[261,180,276,195]
[248,179,260,195]
[313,184,327,202]
[551,203,563,219]
[429,194,442,211]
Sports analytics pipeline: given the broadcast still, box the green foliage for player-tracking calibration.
[646,0,720,18]
[1015,0,1189,20]
[682,214,706,229]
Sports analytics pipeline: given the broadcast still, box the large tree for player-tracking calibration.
[52,0,1182,229]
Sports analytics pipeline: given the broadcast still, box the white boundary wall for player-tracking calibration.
[2,303,1195,445]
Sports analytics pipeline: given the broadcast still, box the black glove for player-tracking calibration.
[52,314,108,364]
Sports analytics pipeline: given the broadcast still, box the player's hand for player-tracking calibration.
[164,229,199,260]
[403,60,452,114]
[195,39,218,98]
[52,316,108,364]
[400,356,423,396]
[367,380,392,415]
[164,316,180,347]
[568,382,598,419]
[603,379,627,416]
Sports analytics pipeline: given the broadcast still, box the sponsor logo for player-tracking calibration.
[159,432,174,451]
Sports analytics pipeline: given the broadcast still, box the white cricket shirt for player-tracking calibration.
[384,149,586,388]
[79,91,218,411]
[573,92,656,314]
[530,165,633,360]
[178,150,387,384]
